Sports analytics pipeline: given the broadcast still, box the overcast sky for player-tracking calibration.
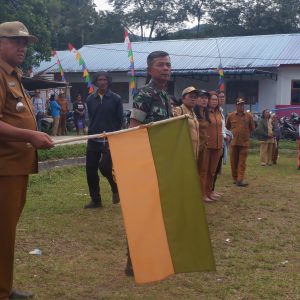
[94,0,112,11]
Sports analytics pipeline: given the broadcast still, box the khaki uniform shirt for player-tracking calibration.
[57,97,68,113]
[206,108,223,149]
[198,107,209,151]
[0,58,37,175]
[173,104,199,158]
[226,111,255,147]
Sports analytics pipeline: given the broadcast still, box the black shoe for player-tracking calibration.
[9,289,33,299]
[84,201,102,209]
[125,266,134,277]
[236,181,248,187]
[233,180,237,184]
[112,193,120,204]
[125,254,134,277]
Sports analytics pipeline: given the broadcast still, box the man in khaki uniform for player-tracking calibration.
[226,98,255,187]
[0,21,53,299]
[173,86,199,159]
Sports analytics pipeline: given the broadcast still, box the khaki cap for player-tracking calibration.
[182,86,200,97]
[0,21,38,43]
[236,98,245,105]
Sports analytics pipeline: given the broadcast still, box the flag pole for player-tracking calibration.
[53,115,188,145]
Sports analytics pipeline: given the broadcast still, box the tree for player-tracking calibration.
[183,0,210,37]
[87,11,125,44]
[46,0,99,50]
[0,0,52,72]
[108,0,189,40]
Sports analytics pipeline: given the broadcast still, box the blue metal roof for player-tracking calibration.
[34,33,300,74]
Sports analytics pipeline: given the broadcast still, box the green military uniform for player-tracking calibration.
[126,79,172,276]
[131,80,173,123]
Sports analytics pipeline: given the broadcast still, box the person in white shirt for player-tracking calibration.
[32,89,46,131]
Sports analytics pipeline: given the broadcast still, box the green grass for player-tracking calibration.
[38,144,87,161]
[37,139,298,162]
[15,153,300,299]
[250,139,298,150]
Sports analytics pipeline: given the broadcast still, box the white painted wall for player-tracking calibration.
[277,66,300,105]
[258,78,277,112]
[58,66,300,113]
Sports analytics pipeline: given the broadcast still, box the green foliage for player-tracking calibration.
[0,0,52,72]
[1,0,300,69]
[158,0,300,40]
[108,0,189,40]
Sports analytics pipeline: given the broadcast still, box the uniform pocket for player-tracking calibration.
[231,120,237,128]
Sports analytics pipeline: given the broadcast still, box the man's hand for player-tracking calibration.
[28,131,54,149]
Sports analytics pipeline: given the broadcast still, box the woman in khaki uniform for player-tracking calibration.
[173,87,199,159]
[194,90,210,200]
[256,109,275,166]
[202,91,223,202]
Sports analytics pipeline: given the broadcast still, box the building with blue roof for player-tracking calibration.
[34,33,300,114]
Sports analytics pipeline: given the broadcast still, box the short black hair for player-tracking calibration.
[147,51,169,67]
[92,72,112,87]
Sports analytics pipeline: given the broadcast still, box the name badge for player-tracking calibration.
[8,82,16,87]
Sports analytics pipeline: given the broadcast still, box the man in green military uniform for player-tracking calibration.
[129,50,172,127]
[126,51,172,276]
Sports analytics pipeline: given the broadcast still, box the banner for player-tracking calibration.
[68,43,93,94]
[108,117,215,283]
[124,30,136,95]
[52,49,66,81]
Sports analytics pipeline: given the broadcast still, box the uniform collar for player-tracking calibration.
[235,110,245,115]
[148,79,168,93]
[0,58,22,77]
[209,107,218,113]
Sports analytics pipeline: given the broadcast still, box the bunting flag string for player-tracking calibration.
[124,30,136,96]
[218,64,225,92]
[68,43,94,94]
[52,49,66,82]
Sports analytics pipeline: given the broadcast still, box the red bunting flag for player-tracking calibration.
[52,48,65,82]
[68,43,74,51]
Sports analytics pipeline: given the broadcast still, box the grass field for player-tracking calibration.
[15,152,300,299]
[37,139,298,161]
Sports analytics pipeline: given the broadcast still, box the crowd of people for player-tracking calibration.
[32,90,87,136]
[0,19,298,299]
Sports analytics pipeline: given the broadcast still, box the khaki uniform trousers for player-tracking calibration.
[52,116,60,136]
[202,148,222,197]
[260,141,274,165]
[0,176,28,300]
[198,147,207,197]
[230,145,248,182]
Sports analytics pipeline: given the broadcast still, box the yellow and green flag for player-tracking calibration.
[108,117,215,283]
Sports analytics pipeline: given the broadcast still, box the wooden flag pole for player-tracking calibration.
[53,115,188,146]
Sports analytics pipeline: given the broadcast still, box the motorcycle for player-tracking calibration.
[279,115,298,140]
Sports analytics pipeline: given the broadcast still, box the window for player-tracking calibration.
[291,80,300,105]
[226,80,258,104]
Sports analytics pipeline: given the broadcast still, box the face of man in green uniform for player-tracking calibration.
[0,37,28,66]
[148,56,171,84]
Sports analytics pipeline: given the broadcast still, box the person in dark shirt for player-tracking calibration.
[84,72,123,208]
[73,93,86,135]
